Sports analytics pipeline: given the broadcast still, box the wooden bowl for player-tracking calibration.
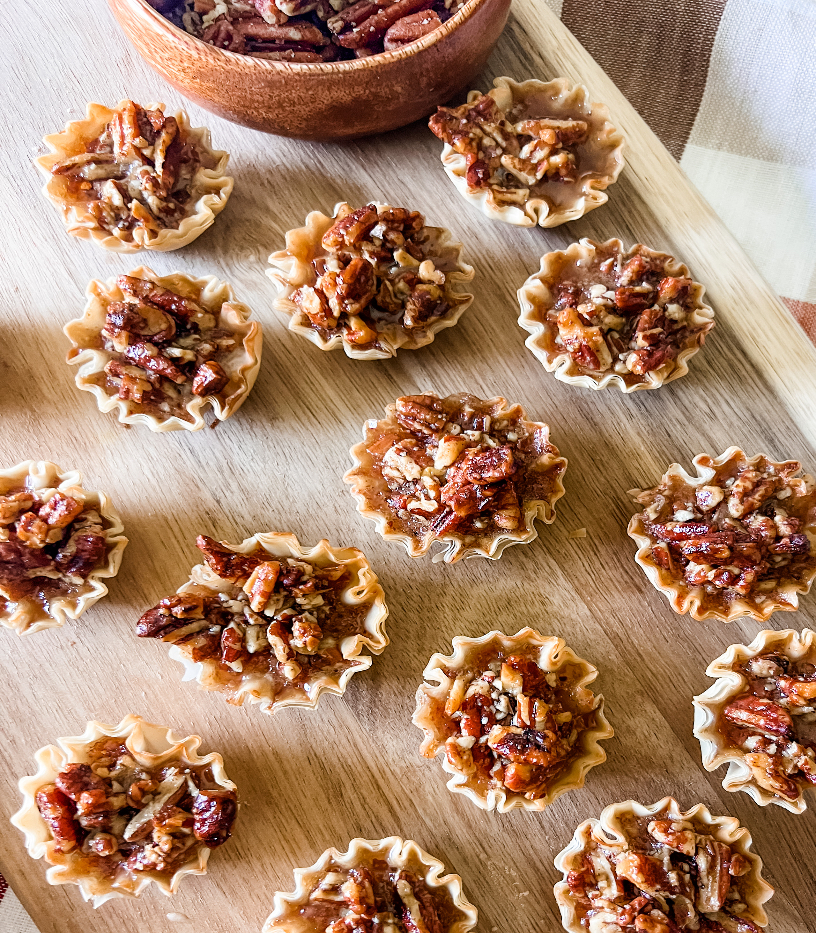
[107,0,512,140]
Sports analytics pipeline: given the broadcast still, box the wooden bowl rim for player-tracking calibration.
[120,0,496,74]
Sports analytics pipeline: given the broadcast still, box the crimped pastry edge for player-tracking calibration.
[412,628,613,812]
[262,836,478,933]
[553,796,774,932]
[0,460,127,635]
[10,714,236,908]
[36,101,232,252]
[164,532,389,713]
[517,237,715,392]
[343,393,568,563]
[693,628,816,814]
[64,266,262,432]
[436,77,625,228]
[628,447,816,621]
[266,201,475,360]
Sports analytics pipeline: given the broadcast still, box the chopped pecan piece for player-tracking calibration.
[197,535,261,583]
[722,696,793,738]
[36,785,80,853]
[191,789,238,846]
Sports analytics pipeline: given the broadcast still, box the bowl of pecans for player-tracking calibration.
[107,0,512,139]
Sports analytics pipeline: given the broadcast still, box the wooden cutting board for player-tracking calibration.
[1,2,815,931]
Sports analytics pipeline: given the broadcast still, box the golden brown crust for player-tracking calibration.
[0,461,127,635]
[37,101,232,252]
[412,628,612,812]
[554,797,774,932]
[266,201,474,360]
[262,836,478,933]
[628,447,816,621]
[64,267,262,432]
[11,714,236,907]
[433,77,625,228]
[517,238,714,392]
[344,392,567,562]
[693,628,816,813]
[148,532,389,713]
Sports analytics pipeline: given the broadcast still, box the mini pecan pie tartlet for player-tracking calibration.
[413,629,612,812]
[37,100,232,251]
[694,628,816,813]
[629,448,816,621]
[429,77,625,227]
[267,201,474,359]
[137,533,388,713]
[518,239,715,391]
[554,797,773,933]
[0,461,127,635]
[262,836,477,933]
[65,268,262,431]
[11,714,237,907]
[345,393,567,562]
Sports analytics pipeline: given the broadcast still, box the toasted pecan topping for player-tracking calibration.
[287,203,469,353]
[34,738,236,879]
[89,274,247,423]
[563,809,762,931]
[717,647,816,803]
[0,485,109,618]
[50,101,202,242]
[137,537,378,704]
[351,393,565,556]
[632,451,816,618]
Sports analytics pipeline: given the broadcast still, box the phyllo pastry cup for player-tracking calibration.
[11,714,237,908]
[517,238,714,391]
[429,76,625,228]
[267,201,474,360]
[65,267,262,432]
[137,532,389,713]
[37,100,232,252]
[694,628,816,813]
[628,447,816,621]
[344,392,567,563]
[262,836,478,933]
[413,628,612,812]
[554,797,773,933]
[0,460,127,635]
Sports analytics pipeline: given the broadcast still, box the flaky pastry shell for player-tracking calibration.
[64,267,262,431]
[267,201,475,360]
[344,394,567,563]
[11,714,236,908]
[693,628,816,813]
[413,628,613,812]
[628,447,816,621]
[517,238,715,391]
[437,77,625,228]
[0,460,127,635]
[165,532,389,713]
[262,836,478,933]
[553,797,774,932]
[37,101,232,252]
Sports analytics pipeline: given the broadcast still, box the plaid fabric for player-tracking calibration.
[2,2,814,929]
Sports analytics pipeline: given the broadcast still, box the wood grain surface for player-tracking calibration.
[1,2,815,932]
